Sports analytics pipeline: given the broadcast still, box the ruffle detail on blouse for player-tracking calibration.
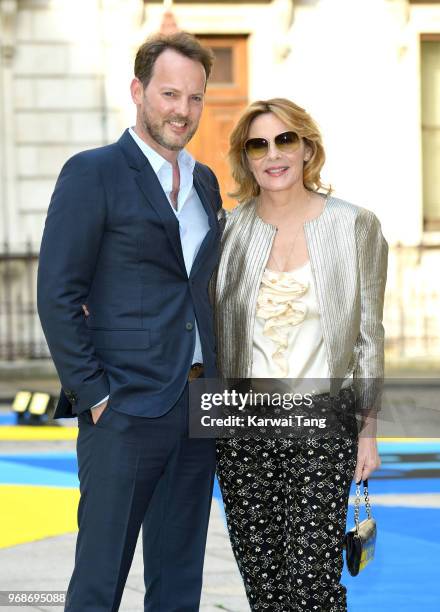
[256,268,309,376]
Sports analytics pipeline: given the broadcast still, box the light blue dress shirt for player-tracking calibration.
[90,128,210,410]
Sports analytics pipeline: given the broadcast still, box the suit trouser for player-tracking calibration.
[65,386,216,612]
[216,388,358,612]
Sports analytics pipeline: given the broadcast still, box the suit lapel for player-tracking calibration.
[117,130,186,274]
[190,166,218,278]
[193,165,217,229]
[135,164,186,274]
[118,130,218,278]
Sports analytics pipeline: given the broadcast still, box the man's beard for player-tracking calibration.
[141,111,197,151]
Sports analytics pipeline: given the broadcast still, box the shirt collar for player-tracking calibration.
[128,127,195,176]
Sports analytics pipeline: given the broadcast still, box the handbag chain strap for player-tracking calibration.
[363,481,372,519]
[354,479,372,533]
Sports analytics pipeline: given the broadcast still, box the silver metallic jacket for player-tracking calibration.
[212,196,388,405]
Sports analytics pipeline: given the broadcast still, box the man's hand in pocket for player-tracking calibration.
[91,400,108,424]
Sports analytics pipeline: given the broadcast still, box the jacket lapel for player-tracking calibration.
[190,166,218,278]
[118,130,219,278]
[118,130,187,275]
[135,165,187,274]
[193,165,217,229]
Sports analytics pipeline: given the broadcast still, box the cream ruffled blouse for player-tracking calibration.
[252,262,332,383]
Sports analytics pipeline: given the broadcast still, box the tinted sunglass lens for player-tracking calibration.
[275,131,300,152]
[245,138,268,160]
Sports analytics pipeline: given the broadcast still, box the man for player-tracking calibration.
[37,32,222,612]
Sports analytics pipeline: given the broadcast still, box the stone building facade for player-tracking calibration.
[0,0,439,365]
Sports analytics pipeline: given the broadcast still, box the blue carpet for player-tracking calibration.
[378,442,440,453]
[344,507,440,611]
[0,452,77,473]
[349,477,440,494]
[0,413,17,425]
[0,458,78,487]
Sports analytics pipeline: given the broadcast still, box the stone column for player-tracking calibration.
[0,0,18,246]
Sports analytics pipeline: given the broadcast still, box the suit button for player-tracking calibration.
[185,322,194,331]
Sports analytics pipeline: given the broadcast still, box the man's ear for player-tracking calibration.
[130,77,143,105]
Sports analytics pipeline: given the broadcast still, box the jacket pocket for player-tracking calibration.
[90,329,151,350]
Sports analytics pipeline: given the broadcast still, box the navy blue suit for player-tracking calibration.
[37,130,222,611]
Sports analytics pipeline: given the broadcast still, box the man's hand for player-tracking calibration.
[354,437,381,483]
[91,400,108,424]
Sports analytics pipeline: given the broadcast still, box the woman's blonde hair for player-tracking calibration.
[228,98,330,203]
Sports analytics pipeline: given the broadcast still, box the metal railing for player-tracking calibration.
[0,243,439,362]
[384,243,440,360]
[0,242,48,360]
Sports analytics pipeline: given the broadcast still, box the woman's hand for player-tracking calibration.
[354,436,381,483]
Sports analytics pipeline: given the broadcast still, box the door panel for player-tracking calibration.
[187,36,248,209]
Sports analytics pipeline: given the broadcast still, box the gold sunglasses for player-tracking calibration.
[244,131,301,161]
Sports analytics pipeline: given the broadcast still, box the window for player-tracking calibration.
[209,47,233,85]
[421,36,440,230]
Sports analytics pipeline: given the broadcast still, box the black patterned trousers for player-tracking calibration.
[216,388,358,612]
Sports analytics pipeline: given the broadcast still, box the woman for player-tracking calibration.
[213,98,387,611]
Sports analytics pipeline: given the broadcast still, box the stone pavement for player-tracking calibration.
[1,497,249,612]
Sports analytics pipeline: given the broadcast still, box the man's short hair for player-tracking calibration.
[134,31,214,89]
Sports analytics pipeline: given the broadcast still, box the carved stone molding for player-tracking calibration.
[0,0,18,63]
[273,0,295,61]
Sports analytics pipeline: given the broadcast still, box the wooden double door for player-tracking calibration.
[187,35,248,210]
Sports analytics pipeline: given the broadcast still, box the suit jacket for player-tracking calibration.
[212,196,388,408]
[37,129,222,418]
